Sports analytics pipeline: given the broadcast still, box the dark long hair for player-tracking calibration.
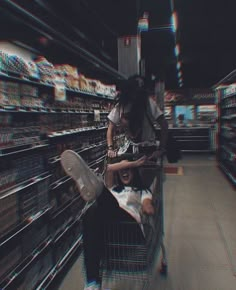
[116,75,148,141]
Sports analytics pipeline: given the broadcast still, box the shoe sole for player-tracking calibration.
[60,150,104,202]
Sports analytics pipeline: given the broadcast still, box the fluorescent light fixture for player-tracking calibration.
[138,17,149,32]
[171,12,178,32]
[175,44,180,56]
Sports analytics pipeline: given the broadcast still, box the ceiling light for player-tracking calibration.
[171,12,178,32]
[175,44,180,57]
[177,61,181,70]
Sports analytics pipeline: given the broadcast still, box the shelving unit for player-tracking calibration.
[0,69,115,289]
[216,83,236,187]
[169,127,211,152]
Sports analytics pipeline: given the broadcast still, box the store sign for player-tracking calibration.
[165,89,215,104]
[193,93,215,100]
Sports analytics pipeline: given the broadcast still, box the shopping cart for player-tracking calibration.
[60,149,167,290]
[100,153,168,290]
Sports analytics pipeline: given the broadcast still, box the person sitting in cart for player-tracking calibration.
[60,150,154,290]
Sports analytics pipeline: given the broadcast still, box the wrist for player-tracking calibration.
[107,145,113,150]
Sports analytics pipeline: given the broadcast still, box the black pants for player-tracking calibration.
[82,187,145,283]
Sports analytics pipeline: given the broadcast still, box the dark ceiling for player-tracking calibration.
[1,0,236,89]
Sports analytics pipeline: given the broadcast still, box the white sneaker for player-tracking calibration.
[60,150,104,202]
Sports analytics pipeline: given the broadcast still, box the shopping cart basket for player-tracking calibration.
[100,154,168,290]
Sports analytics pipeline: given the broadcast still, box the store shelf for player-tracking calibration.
[0,107,109,114]
[0,20,115,288]
[35,235,83,290]
[219,162,236,187]
[0,206,50,248]
[0,72,115,100]
[0,238,52,290]
[169,127,211,152]
[216,81,236,187]
[0,172,51,199]
[47,126,107,138]
[0,142,48,157]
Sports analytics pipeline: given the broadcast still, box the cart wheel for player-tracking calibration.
[159,260,168,276]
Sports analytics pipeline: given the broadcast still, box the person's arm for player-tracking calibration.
[107,105,119,158]
[142,198,154,215]
[107,121,116,149]
[106,156,147,172]
[141,189,154,215]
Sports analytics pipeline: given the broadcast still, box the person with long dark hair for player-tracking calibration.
[107,75,168,160]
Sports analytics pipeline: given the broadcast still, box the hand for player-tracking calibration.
[142,199,154,215]
[133,155,147,167]
[148,149,165,161]
[107,149,117,158]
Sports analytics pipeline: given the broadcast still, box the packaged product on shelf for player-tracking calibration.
[4,81,20,107]
[0,51,36,79]
[0,193,19,236]
[0,50,8,72]
[17,250,53,290]
[86,78,97,93]
[95,80,105,95]
[0,80,5,92]
[0,168,17,192]
[106,84,117,97]
[78,73,88,91]
[27,61,40,80]
[0,236,22,280]
[54,71,66,102]
[21,217,49,257]
[55,64,79,89]
[34,56,55,83]
[20,84,39,98]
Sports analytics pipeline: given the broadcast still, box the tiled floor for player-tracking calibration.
[58,154,236,290]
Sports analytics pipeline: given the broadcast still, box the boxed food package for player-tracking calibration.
[55,64,79,89]
[35,56,55,83]
[78,74,88,91]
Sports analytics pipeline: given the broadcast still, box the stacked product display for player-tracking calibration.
[0,50,118,289]
[216,84,236,187]
[164,91,215,152]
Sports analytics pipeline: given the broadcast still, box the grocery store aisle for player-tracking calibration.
[58,154,236,290]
